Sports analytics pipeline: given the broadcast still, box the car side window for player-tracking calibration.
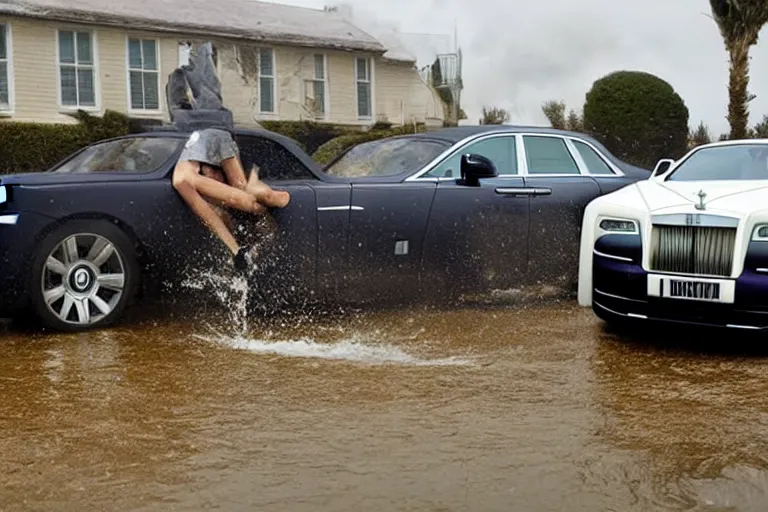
[51,137,184,174]
[572,140,614,175]
[426,136,517,178]
[235,135,316,181]
[523,136,580,175]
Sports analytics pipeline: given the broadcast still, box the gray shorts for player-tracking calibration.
[178,128,239,167]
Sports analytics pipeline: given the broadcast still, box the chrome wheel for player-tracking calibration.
[41,233,126,326]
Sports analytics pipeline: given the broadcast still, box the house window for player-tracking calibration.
[128,38,159,111]
[355,57,371,119]
[259,48,275,113]
[309,54,326,116]
[178,41,217,68]
[58,30,96,107]
[0,24,10,111]
[178,42,190,66]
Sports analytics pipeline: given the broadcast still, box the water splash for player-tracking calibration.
[181,269,250,335]
[179,266,472,367]
[193,331,472,366]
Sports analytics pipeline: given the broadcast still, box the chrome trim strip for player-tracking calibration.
[594,289,646,303]
[317,205,364,211]
[405,132,513,182]
[757,268,768,273]
[495,187,534,195]
[598,299,762,330]
[495,187,552,196]
[593,249,633,262]
[592,300,636,319]
[651,213,739,228]
[405,130,625,182]
[0,185,6,204]
[0,214,18,225]
[646,269,736,280]
[564,136,624,176]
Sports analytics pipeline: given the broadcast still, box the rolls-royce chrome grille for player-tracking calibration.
[650,225,736,277]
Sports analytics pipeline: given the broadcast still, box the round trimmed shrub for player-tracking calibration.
[583,71,689,169]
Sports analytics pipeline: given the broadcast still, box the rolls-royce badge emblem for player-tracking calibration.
[695,189,707,210]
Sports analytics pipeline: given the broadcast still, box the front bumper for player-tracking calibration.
[593,253,768,331]
[0,210,57,315]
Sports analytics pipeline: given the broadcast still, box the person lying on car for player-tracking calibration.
[166,42,290,272]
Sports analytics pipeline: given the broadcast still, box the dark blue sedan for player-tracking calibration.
[0,125,649,331]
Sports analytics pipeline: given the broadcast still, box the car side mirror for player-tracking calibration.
[460,154,498,186]
[652,158,674,178]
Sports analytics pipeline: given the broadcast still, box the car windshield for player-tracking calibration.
[667,144,768,181]
[324,137,449,178]
[52,137,184,174]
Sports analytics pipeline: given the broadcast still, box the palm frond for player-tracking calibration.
[710,0,768,45]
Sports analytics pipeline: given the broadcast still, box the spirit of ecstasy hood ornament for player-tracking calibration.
[694,189,707,210]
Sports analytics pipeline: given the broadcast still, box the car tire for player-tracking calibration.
[28,219,140,332]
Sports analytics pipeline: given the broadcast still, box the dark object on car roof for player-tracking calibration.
[166,42,234,133]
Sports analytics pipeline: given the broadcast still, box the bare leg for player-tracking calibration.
[173,175,239,255]
[172,161,265,255]
[175,162,267,215]
[219,157,249,191]
[219,159,291,209]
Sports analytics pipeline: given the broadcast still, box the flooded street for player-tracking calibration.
[2,301,768,511]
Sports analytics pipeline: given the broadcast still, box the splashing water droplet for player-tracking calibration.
[181,269,250,335]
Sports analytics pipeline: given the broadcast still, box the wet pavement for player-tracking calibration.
[2,299,768,511]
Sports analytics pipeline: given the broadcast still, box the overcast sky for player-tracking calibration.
[265,0,768,136]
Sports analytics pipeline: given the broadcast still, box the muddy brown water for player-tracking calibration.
[2,299,768,511]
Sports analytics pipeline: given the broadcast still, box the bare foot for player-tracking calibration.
[267,190,291,208]
[247,166,291,208]
[246,165,269,195]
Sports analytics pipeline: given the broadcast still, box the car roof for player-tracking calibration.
[390,124,649,172]
[398,125,600,144]
[694,138,768,149]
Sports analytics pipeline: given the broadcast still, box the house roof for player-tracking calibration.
[322,5,415,62]
[0,0,387,53]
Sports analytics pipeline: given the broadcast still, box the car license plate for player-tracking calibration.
[665,279,721,301]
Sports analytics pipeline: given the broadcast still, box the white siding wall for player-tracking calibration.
[0,16,445,127]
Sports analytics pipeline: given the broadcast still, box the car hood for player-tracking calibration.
[598,178,768,217]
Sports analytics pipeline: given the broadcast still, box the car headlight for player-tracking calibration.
[599,218,639,234]
[752,224,768,241]
[0,185,6,205]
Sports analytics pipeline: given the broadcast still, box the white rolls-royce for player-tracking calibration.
[578,139,768,330]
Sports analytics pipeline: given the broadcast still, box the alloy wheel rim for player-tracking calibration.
[41,233,126,325]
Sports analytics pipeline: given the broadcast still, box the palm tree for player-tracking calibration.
[709,0,768,140]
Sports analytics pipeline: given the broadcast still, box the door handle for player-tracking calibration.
[495,187,552,196]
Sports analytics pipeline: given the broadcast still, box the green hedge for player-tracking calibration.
[259,120,360,155]
[312,124,426,166]
[259,120,410,157]
[0,110,131,175]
